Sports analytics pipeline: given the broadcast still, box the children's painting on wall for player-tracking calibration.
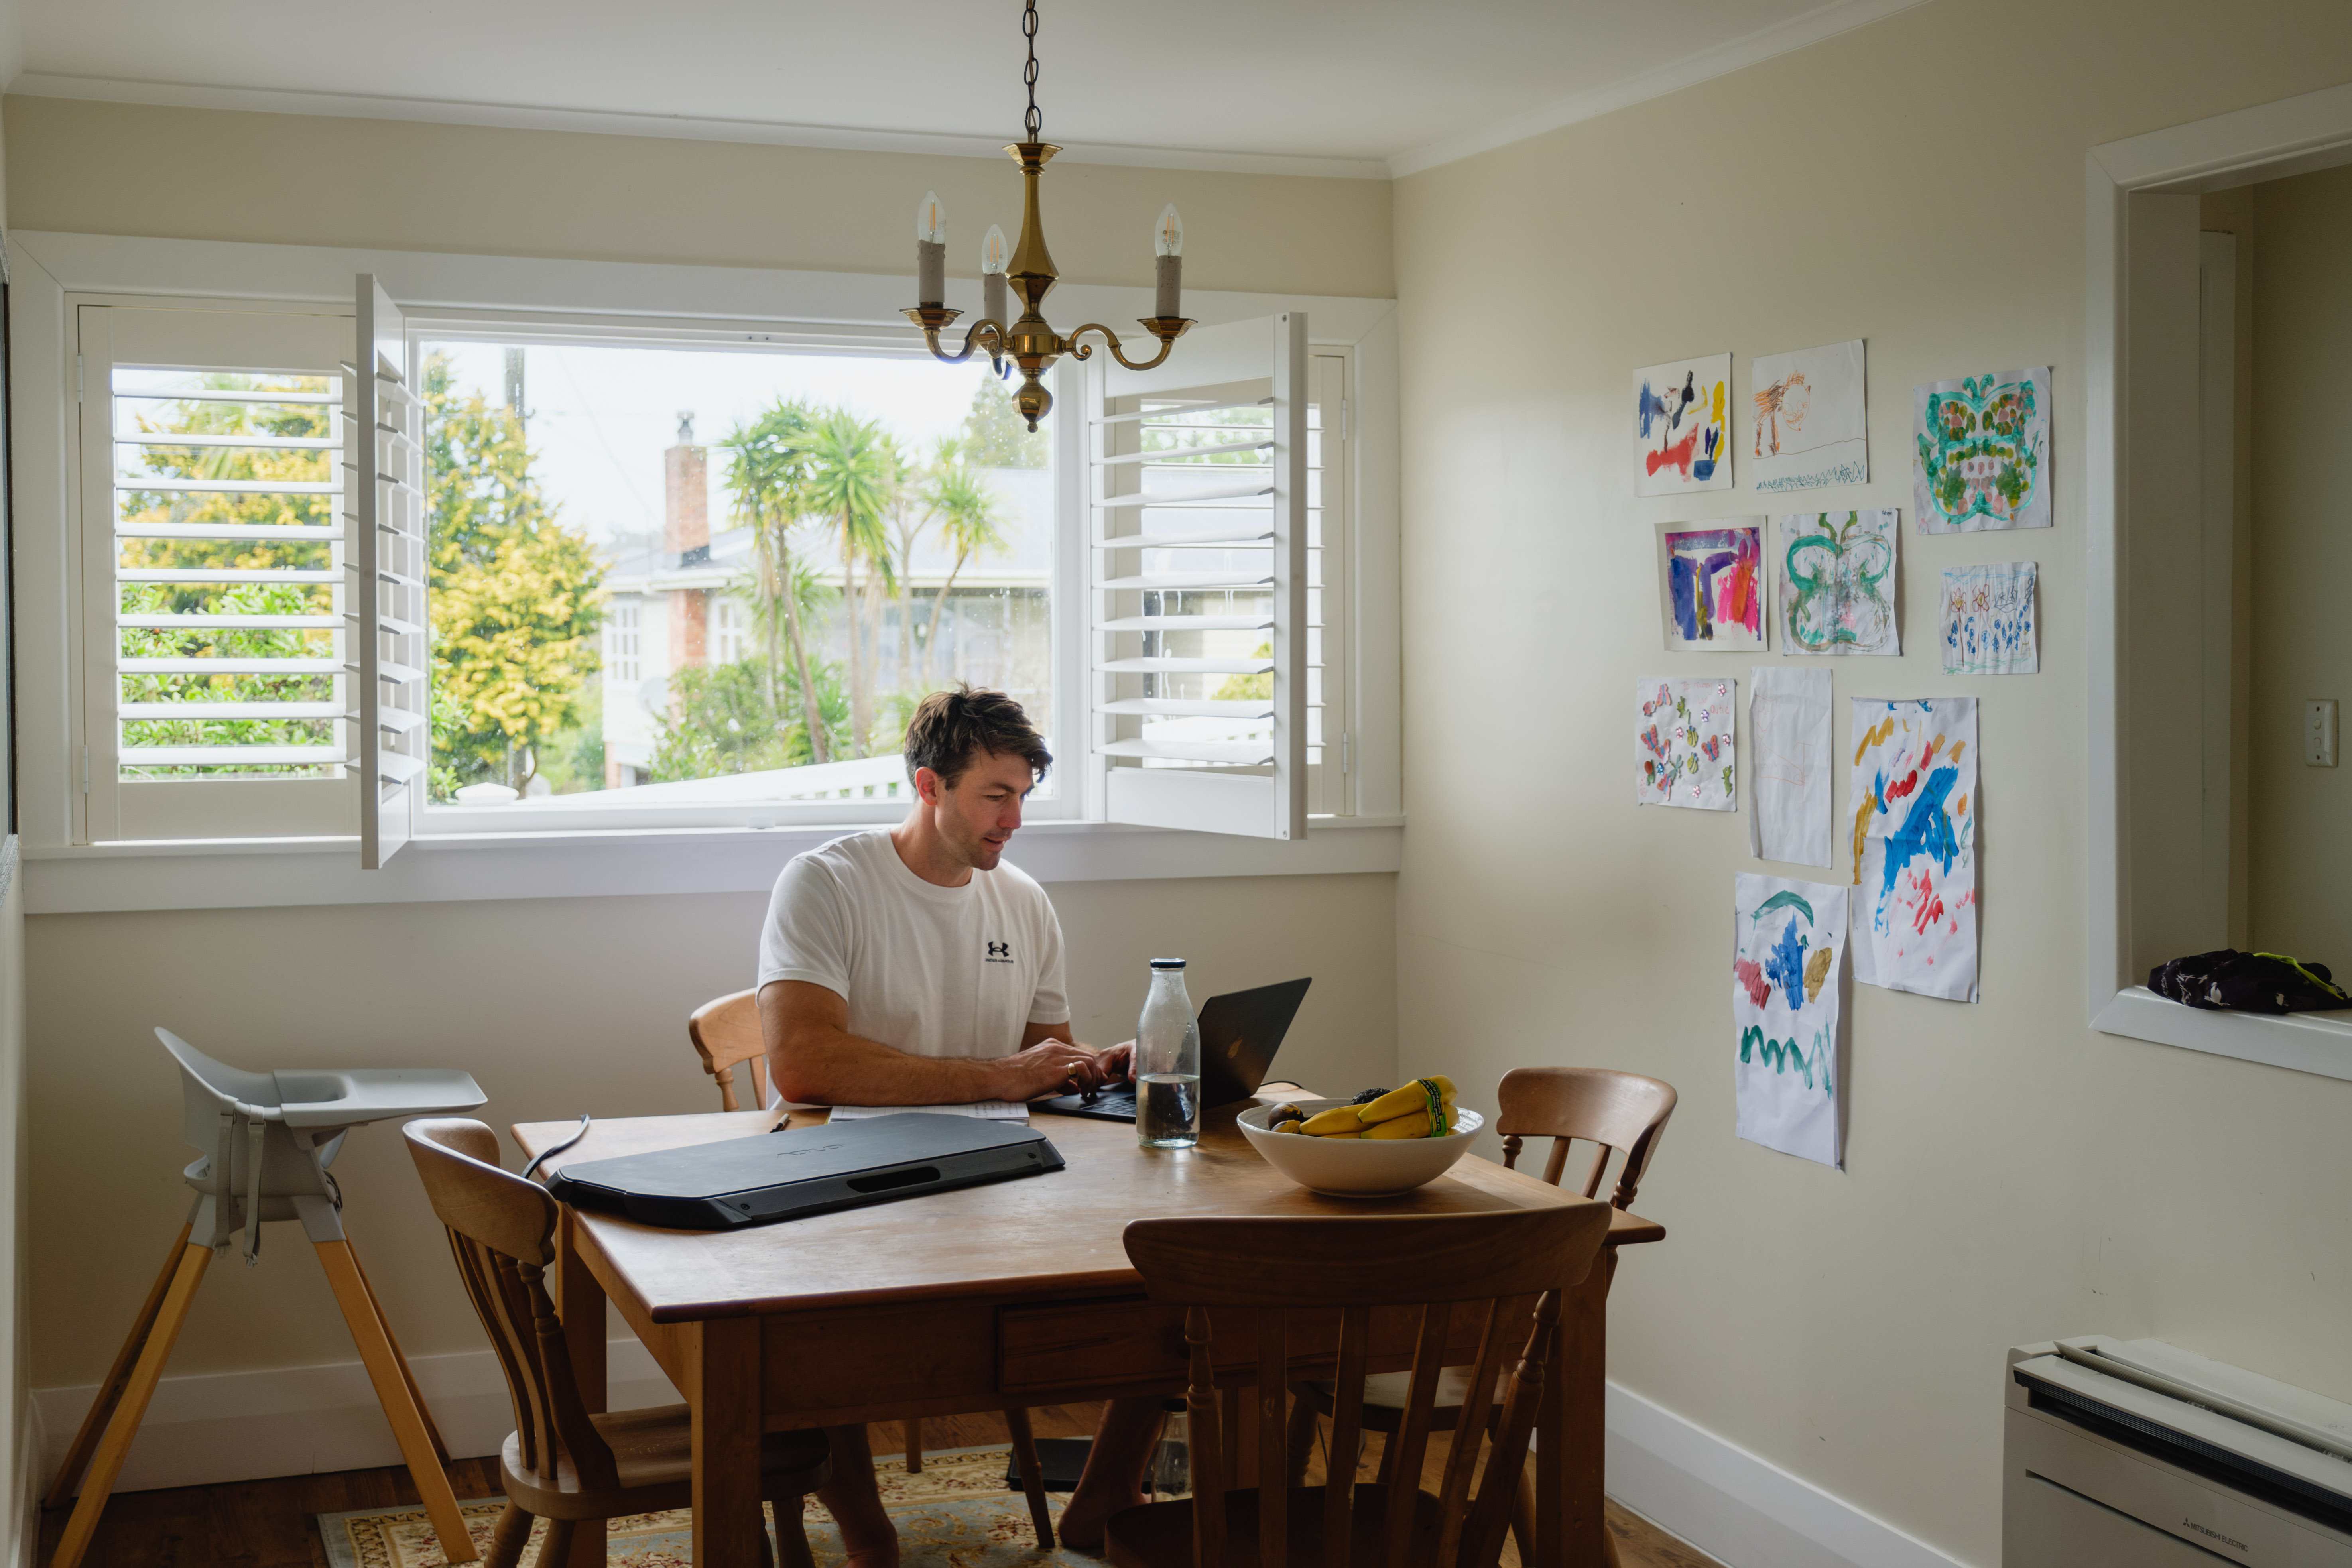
[1749,340,1868,492]
[1940,562,2038,675]
[1637,677,1736,811]
[1633,354,1732,496]
[1777,510,1899,657]
[1914,367,2050,532]
[1732,873,1847,1167]
[1848,697,1978,1002]
[1655,520,1768,651]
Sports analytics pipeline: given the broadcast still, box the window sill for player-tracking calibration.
[20,816,1405,915]
[2094,985,2352,1084]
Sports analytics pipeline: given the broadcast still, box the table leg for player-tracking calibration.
[693,1317,764,1568]
[556,1210,608,1568]
[1537,1247,1617,1568]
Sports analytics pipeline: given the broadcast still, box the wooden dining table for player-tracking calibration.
[512,1090,1663,1568]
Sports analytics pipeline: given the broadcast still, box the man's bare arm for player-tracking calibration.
[763,981,1111,1105]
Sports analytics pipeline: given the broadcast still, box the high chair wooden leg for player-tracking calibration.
[902,1415,923,1473]
[1003,1405,1055,1550]
[315,1239,479,1563]
[49,1242,210,1568]
[43,1223,193,1511]
[349,1238,451,1466]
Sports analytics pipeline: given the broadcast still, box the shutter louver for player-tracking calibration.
[1086,313,1310,840]
[353,277,425,867]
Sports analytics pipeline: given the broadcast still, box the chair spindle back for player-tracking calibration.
[403,1117,619,1490]
[1123,1206,1610,1568]
[689,990,769,1113]
[1495,1066,1677,1208]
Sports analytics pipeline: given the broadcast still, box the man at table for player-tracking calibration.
[759,685,1158,1561]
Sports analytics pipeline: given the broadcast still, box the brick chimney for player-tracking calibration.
[665,411,709,671]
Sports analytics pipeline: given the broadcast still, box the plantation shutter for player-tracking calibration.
[1085,313,1310,840]
[350,277,427,868]
[78,304,356,842]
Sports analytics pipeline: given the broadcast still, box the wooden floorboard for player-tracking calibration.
[37,1404,1716,1568]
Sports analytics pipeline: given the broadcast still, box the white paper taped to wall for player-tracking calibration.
[1750,667,1833,866]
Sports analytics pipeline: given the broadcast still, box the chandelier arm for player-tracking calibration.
[1066,322,1179,374]
[907,313,1008,368]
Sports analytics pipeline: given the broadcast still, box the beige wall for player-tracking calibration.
[2243,162,2352,961]
[1392,2,2352,1564]
[22,872,1393,1383]
[0,97,1393,299]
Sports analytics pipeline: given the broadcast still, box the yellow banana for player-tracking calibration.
[1360,1076,1456,1125]
[1364,1109,1433,1139]
[1301,1105,1366,1136]
[1275,1120,1305,1135]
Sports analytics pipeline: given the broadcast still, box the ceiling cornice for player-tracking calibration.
[4,71,1395,181]
[1385,0,1931,178]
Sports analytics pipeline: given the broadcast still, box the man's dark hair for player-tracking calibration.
[903,685,1053,790]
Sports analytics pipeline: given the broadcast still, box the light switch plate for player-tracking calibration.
[2307,700,2338,767]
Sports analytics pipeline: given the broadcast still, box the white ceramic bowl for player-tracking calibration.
[1236,1098,1485,1197]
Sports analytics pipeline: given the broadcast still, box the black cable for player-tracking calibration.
[522,1113,591,1183]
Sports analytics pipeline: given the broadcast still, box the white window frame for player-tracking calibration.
[2088,81,2352,1082]
[7,232,1403,909]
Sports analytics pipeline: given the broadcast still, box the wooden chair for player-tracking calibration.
[1105,1206,1613,1568]
[1284,1068,1679,1560]
[687,988,1057,1546]
[404,1118,832,1568]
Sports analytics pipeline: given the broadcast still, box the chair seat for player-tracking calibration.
[1105,1485,1444,1568]
[1294,1365,1501,1435]
[501,1403,831,1520]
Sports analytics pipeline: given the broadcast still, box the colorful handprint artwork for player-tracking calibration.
[1636,677,1736,811]
[1913,368,2051,532]
[1777,510,1900,657]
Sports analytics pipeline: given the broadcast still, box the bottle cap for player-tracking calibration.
[1149,958,1187,969]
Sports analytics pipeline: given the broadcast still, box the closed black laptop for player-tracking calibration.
[547,1113,1065,1230]
[1033,976,1312,1123]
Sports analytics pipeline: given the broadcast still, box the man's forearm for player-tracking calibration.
[770,1029,1016,1106]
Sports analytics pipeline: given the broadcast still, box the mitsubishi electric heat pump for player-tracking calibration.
[2006,1336,2352,1564]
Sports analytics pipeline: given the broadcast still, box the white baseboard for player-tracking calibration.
[1605,1381,1971,1568]
[33,1348,1971,1568]
[32,1340,678,1495]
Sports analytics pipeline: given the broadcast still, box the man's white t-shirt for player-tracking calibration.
[757,829,1069,1062]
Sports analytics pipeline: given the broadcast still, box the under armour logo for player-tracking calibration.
[987,941,1012,959]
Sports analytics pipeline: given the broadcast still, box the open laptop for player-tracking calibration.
[1033,977,1311,1122]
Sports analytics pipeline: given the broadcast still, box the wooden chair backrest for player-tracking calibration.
[402,1118,619,1491]
[689,989,768,1113]
[1123,1207,1611,1568]
[1495,1067,1677,1209]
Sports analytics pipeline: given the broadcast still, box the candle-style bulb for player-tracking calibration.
[917,191,947,244]
[1154,204,1184,257]
[1153,204,1185,320]
[981,224,1010,328]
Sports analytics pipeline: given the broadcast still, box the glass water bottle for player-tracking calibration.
[1150,1397,1192,1499]
[1135,958,1201,1149]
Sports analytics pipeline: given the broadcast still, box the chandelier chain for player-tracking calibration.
[1021,0,1041,142]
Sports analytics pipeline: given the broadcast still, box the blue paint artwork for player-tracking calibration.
[1877,765,1961,902]
[1764,916,1811,1012]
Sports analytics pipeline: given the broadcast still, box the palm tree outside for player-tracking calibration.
[804,410,897,755]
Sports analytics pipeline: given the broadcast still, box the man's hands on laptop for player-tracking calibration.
[999,1038,1130,1100]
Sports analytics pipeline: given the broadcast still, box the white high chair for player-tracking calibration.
[45,1029,490,1568]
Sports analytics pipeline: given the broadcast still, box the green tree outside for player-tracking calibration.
[423,353,606,795]
[959,378,1049,467]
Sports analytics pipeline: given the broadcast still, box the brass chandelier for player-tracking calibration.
[905,0,1191,431]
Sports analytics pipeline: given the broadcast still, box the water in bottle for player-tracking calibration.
[1135,958,1202,1149]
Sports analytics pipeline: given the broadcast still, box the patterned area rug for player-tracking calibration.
[318,1446,1093,1568]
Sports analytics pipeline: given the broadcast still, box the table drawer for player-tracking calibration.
[997,1297,1486,1398]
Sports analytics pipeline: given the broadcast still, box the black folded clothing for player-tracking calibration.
[2148,949,2351,1014]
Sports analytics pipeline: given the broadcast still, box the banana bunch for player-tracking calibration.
[1266,1077,1457,1139]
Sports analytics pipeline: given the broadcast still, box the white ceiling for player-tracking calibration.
[12,0,1922,177]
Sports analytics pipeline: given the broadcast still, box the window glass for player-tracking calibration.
[419,342,1054,806]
